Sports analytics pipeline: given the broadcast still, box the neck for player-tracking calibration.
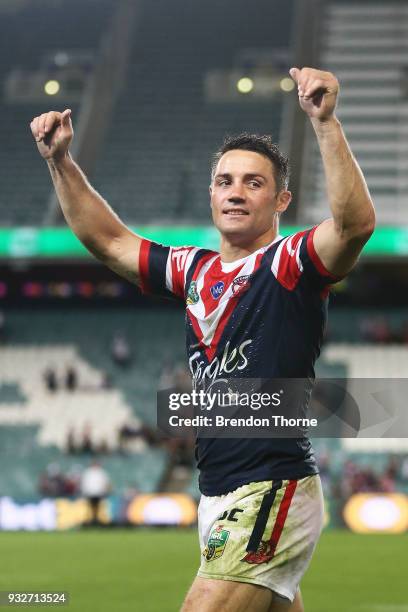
[220,225,279,262]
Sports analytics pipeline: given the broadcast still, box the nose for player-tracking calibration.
[228,195,245,204]
[228,182,246,204]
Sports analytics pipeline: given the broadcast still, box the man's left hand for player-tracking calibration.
[289,67,339,122]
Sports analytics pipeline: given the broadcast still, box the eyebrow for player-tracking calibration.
[214,173,267,181]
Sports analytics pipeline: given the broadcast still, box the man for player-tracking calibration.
[31,67,375,611]
[80,460,111,526]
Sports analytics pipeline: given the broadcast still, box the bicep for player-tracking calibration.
[313,218,370,277]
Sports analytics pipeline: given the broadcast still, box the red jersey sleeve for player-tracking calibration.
[138,239,203,300]
[270,227,341,292]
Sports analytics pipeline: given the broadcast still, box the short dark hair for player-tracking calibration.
[211,133,290,191]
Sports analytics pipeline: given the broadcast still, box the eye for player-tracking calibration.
[218,179,231,187]
[248,180,261,188]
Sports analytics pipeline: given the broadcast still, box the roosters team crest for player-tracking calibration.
[232,275,251,297]
[241,540,275,565]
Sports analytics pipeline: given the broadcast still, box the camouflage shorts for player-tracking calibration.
[197,476,324,602]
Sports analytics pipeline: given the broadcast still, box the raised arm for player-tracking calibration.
[289,67,376,277]
[30,109,141,284]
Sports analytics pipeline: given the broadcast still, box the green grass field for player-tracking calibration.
[0,529,407,611]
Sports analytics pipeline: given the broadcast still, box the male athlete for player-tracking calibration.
[31,67,375,611]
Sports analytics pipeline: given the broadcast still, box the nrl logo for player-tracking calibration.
[232,275,251,296]
[203,525,230,561]
[186,281,199,305]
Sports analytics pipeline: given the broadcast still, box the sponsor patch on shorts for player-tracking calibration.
[203,525,230,561]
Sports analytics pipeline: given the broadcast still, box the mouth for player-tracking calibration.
[222,208,249,216]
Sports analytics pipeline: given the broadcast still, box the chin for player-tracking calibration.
[219,225,257,245]
[218,221,248,236]
[218,216,251,231]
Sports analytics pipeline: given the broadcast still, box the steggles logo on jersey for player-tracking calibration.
[189,339,252,387]
[186,280,199,305]
[210,281,225,300]
[232,275,251,297]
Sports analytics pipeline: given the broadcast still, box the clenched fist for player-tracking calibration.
[30,108,73,160]
[289,67,339,122]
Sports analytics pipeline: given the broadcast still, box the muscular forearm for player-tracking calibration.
[47,153,131,262]
[311,116,375,238]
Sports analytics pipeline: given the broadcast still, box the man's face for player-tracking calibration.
[210,149,291,243]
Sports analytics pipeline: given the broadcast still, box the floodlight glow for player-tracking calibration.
[343,493,408,533]
[280,77,295,92]
[237,77,254,94]
[44,80,60,96]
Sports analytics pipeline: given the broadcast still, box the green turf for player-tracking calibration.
[0,529,406,611]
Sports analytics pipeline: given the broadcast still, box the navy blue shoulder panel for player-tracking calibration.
[299,228,340,289]
[147,242,173,299]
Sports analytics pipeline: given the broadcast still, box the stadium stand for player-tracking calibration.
[0,308,186,499]
[1,307,407,503]
[0,424,167,500]
[0,0,296,226]
[1,308,185,422]
[300,1,408,225]
[0,0,114,225]
[94,0,294,223]
[1,0,407,536]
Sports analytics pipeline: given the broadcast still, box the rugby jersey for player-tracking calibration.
[139,227,337,495]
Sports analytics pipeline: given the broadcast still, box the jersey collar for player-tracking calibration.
[220,234,283,273]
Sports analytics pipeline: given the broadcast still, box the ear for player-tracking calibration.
[275,190,292,214]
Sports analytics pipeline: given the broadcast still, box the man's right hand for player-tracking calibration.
[31,107,142,285]
[30,108,73,161]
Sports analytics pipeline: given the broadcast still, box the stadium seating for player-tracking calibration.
[300,1,408,225]
[0,0,295,226]
[0,424,167,499]
[94,0,294,223]
[0,308,186,499]
[1,308,185,422]
[1,306,408,501]
[0,0,114,225]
